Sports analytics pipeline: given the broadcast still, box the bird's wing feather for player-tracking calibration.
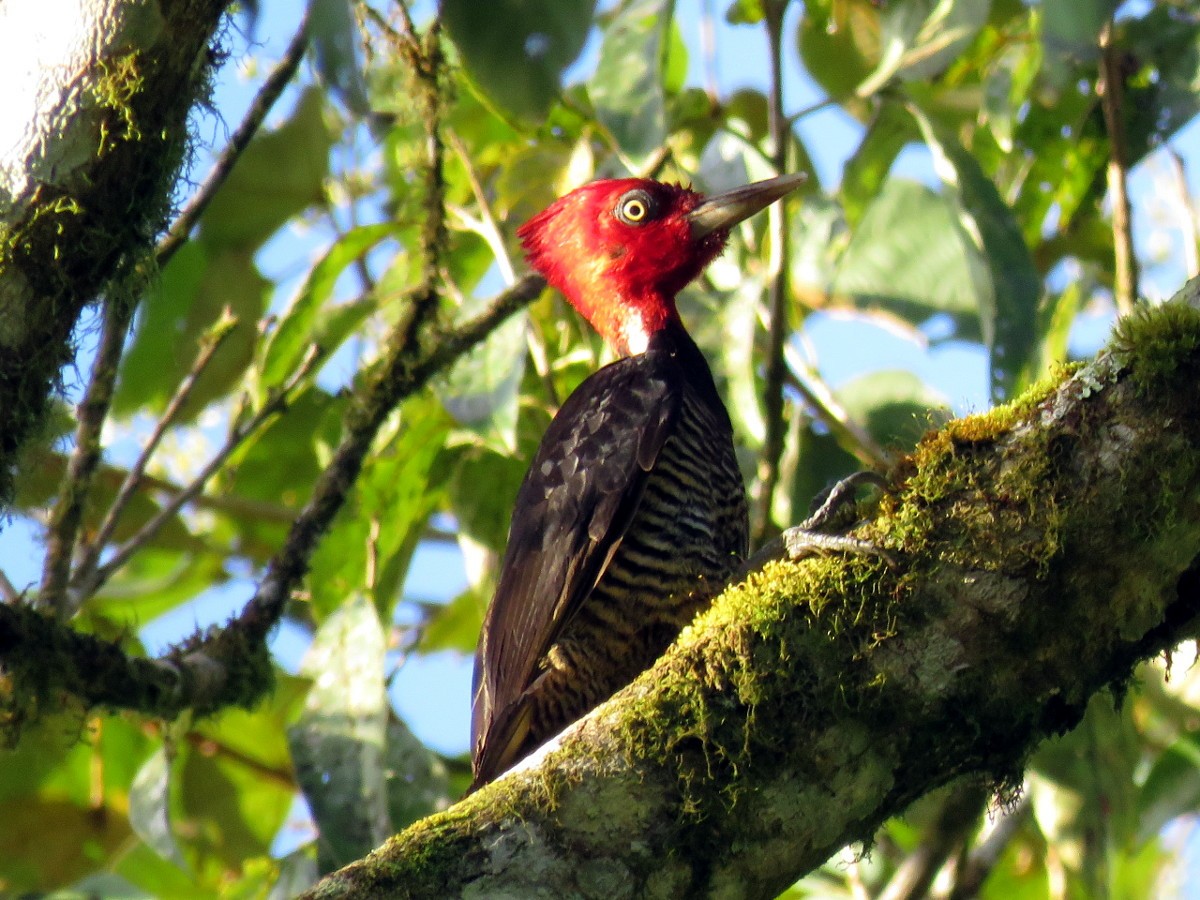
[470,350,682,781]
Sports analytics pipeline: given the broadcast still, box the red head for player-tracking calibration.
[518,174,804,355]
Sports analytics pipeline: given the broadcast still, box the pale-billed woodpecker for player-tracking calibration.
[469,172,806,792]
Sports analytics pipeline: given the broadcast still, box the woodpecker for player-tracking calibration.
[469,173,805,792]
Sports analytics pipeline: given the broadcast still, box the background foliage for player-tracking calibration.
[4,0,1200,895]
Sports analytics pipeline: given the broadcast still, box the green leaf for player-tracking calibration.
[798,0,881,101]
[260,222,392,390]
[85,548,230,629]
[725,0,763,26]
[911,108,1041,399]
[842,99,915,228]
[288,595,390,873]
[833,176,983,336]
[173,681,305,880]
[590,0,672,165]
[129,748,186,868]
[436,306,528,453]
[1137,731,1200,844]
[384,716,452,830]
[417,586,487,654]
[857,0,991,97]
[835,369,950,449]
[309,0,370,114]
[0,715,151,891]
[200,88,333,251]
[115,245,269,419]
[443,0,596,121]
[307,396,451,618]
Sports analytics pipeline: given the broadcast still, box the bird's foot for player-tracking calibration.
[740,472,894,576]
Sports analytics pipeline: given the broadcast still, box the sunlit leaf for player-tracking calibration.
[591,0,673,165]
[856,0,990,97]
[443,0,596,121]
[911,109,1041,399]
[833,175,983,336]
[309,0,369,114]
[288,595,390,873]
[200,88,333,251]
[260,223,393,391]
[798,0,881,100]
[129,748,186,867]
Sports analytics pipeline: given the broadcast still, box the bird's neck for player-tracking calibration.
[571,284,681,357]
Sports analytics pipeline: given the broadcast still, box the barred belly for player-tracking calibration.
[526,389,748,743]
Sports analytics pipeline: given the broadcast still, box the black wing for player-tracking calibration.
[470,349,683,786]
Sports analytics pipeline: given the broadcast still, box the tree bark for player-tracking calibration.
[0,0,230,507]
[301,284,1200,899]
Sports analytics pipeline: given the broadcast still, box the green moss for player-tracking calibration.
[93,53,146,154]
[1111,299,1200,395]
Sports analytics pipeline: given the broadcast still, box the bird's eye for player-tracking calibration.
[615,190,655,226]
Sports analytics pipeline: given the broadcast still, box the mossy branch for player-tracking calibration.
[301,283,1200,900]
[0,0,231,508]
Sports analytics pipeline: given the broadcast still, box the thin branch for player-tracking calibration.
[235,273,545,645]
[156,14,311,268]
[69,345,322,603]
[69,313,239,601]
[698,0,719,104]
[1098,20,1138,317]
[446,128,516,285]
[1167,147,1199,280]
[38,299,133,617]
[750,0,792,548]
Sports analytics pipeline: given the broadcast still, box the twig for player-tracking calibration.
[396,18,447,351]
[38,299,133,617]
[70,313,239,600]
[749,0,792,548]
[949,795,1030,899]
[156,14,311,268]
[1166,147,1199,279]
[69,345,322,603]
[1098,20,1138,317]
[236,273,545,644]
[446,129,515,285]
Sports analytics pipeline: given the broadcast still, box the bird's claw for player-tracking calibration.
[778,525,895,567]
[740,471,895,575]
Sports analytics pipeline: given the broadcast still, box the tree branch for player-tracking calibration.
[37,298,133,616]
[1099,20,1138,316]
[0,0,230,509]
[749,0,792,548]
[300,283,1200,899]
[0,275,545,729]
[156,10,311,268]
